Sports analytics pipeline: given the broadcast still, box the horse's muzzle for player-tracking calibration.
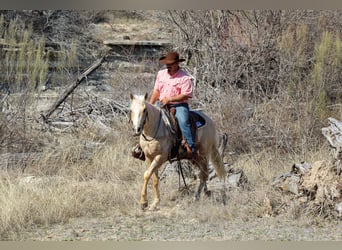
[133,127,142,136]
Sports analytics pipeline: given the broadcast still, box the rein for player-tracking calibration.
[176,157,188,190]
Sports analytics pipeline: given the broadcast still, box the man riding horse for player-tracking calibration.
[133,51,196,160]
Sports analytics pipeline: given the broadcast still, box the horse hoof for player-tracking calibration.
[148,205,159,211]
[141,202,148,210]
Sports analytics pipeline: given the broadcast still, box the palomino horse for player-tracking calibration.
[129,93,226,210]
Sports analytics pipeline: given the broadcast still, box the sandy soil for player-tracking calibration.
[21,208,342,241]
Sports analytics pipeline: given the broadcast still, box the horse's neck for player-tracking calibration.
[143,102,161,136]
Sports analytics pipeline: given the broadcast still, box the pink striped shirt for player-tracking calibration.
[153,68,193,104]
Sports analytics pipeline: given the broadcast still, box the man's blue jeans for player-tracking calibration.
[169,103,196,153]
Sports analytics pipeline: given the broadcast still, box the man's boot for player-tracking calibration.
[179,140,193,160]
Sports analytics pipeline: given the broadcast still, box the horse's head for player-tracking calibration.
[129,93,148,136]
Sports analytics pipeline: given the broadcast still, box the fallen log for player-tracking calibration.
[41,54,107,122]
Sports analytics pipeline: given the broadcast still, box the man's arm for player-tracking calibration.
[161,94,189,105]
[149,89,160,104]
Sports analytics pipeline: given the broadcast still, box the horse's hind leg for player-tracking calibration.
[194,157,209,201]
[195,181,204,201]
[203,182,211,197]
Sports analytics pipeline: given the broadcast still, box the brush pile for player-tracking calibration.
[273,117,342,218]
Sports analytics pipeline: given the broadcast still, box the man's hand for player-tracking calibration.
[160,97,170,106]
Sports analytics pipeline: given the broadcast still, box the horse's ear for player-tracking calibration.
[144,93,148,101]
[130,93,134,100]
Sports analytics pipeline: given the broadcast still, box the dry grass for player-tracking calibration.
[0,174,115,238]
[0,123,337,240]
[0,131,143,239]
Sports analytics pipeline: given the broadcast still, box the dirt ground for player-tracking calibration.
[20,208,342,241]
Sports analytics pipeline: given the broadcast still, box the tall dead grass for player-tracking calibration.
[0,113,335,240]
[0,128,145,239]
[0,173,124,240]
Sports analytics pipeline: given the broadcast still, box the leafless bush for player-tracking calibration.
[159,10,342,155]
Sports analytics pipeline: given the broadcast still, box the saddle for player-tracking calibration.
[165,107,206,161]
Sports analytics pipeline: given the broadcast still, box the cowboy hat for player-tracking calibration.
[159,51,186,64]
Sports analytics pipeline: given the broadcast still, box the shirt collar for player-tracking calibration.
[168,68,181,78]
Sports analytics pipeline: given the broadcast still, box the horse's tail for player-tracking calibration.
[210,134,227,179]
[218,132,228,157]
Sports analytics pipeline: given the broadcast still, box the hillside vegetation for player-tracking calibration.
[0,10,341,240]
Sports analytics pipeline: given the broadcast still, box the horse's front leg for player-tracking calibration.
[149,170,160,211]
[140,157,152,209]
[140,155,162,210]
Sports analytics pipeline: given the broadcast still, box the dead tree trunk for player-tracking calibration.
[322,117,342,175]
[272,117,342,217]
[41,55,106,122]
